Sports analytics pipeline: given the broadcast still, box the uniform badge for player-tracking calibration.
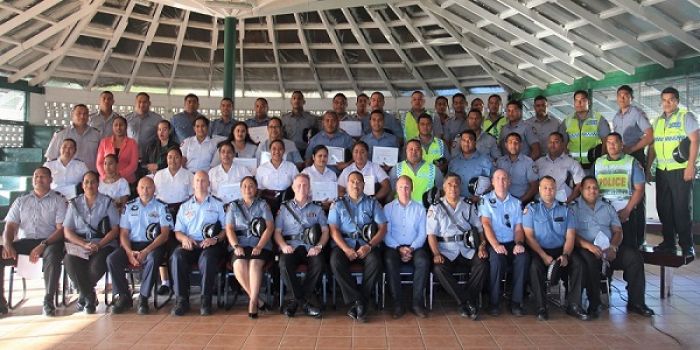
[148,211,159,218]
[131,205,138,211]
[184,210,194,219]
[166,214,173,222]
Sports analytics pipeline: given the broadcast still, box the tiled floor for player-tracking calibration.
[1,242,699,349]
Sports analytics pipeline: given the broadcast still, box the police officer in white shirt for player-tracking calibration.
[181,116,219,173]
[338,142,391,203]
[43,138,89,199]
[208,143,252,203]
[46,104,101,172]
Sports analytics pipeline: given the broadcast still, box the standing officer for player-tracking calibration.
[563,90,611,171]
[0,167,66,316]
[448,129,493,200]
[427,174,488,320]
[480,169,529,316]
[465,108,501,161]
[328,171,387,322]
[535,132,585,203]
[89,91,121,138]
[528,96,563,151]
[403,91,442,141]
[594,132,646,249]
[573,176,654,317]
[496,133,538,204]
[46,104,101,172]
[523,176,588,321]
[648,87,698,257]
[612,85,653,166]
[305,111,355,172]
[281,91,319,156]
[360,110,400,160]
[390,139,444,203]
[275,174,328,318]
[483,94,508,140]
[499,100,541,160]
[383,176,430,319]
[171,94,205,142]
[417,114,448,168]
[170,171,227,316]
[107,176,173,314]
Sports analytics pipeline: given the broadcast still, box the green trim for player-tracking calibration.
[0,77,44,94]
[513,56,700,100]
[223,17,237,100]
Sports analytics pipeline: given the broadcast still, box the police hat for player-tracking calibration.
[587,144,604,164]
[303,223,323,246]
[360,222,379,243]
[422,186,441,209]
[468,176,491,196]
[202,222,222,239]
[95,217,111,238]
[673,137,691,163]
[463,229,481,249]
[146,223,160,241]
[250,217,267,237]
[547,259,563,285]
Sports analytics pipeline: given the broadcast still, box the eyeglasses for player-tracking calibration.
[504,214,511,228]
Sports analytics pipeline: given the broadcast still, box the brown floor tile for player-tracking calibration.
[422,335,461,349]
[387,335,424,348]
[131,344,171,350]
[182,322,224,335]
[317,336,352,349]
[206,334,246,349]
[458,334,499,348]
[137,331,180,345]
[386,326,419,336]
[280,335,318,348]
[320,325,353,337]
[354,324,387,337]
[419,326,454,336]
[285,325,320,336]
[218,325,253,336]
[493,334,533,347]
[353,336,387,349]
[248,324,286,336]
[526,335,566,347]
[173,333,215,347]
[242,335,282,348]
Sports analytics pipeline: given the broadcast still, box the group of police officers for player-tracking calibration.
[0,85,697,324]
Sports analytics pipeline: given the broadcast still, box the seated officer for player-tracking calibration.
[328,171,387,322]
[523,176,587,321]
[0,167,66,316]
[480,169,529,316]
[107,177,173,314]
[171,171,227,316]
[275,174,328,318]
[383,176,430,319]
[427,174,488,320]
[572,176,654,317]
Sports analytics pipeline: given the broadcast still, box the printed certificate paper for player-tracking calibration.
[312,181,338,201]
[371,146,399,166]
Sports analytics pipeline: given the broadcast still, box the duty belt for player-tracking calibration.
[436,234,465,243]
[283,234,302,241]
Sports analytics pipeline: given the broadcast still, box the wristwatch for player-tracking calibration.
[40,240,48,247]
[232,243,240,248]
[316,244,324,250]
[212,236,219,243]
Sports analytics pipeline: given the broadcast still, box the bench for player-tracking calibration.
[640,245,694,299]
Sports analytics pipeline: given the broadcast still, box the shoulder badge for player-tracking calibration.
[126,198,138,205]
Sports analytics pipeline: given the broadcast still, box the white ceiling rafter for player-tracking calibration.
[32,23,75,87]
[266,15,286,95]
[318,10,361,94]
[167,10,191,94]
[0,0,62,37]
[87,0,137,90]
[126,3,165,92]
[206,16,219,96]
[294,13,325,96]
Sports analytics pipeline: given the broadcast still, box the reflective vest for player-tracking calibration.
[653,108,688,171]
[565,112,604,165]
[421,137,445,164]
[595,154,634,203]
[403,110,425,141]
[483,114,507,140]
[395,160,436,202]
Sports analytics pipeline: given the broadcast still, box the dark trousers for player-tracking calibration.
[432,253,487,306]
[279,246,327,304]
[106,243,165,298]
[578,246,646,308]
[64,246,115,298]
[0,239,65,301]
[384,247,430,307]
[529,247,583,309]
[330,245,383,305]
[622,201,646,249]
[170,244,225,297]
[656,168,694,249]
[488,242,529,305]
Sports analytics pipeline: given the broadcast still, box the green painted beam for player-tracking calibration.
[223,17,237,100]
[0,77,44,94]
[513,56,700,100]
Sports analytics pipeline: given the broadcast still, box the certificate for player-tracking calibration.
[218,182,242,203]
[16,255,43,280]
[259,151,272,165]
[363,175,375,196]
[372,146,399,166]
[234,157,257,175]
[65,242,90,260]
[327,147,345,165]
[54,184,77,200]
[248,126,268,143]
[340,121,362,137]
[312,181,338,201]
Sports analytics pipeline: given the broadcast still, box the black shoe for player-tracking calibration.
[459,302,477,320]
[511,304,524,317]
[171,297,189,316]
[391,304,405,319]
[111,294,133,314]
[303,302,321,318]
[653,242,676,253]
[200,295,212,316]
[536,308,548,321]
[248,312,258,319]
[682,246,695,258]
[347,305,357,320]
[85,292,97,315]
[566,304,590,321]
[76,296,86,312]
[627,304,655,317]
[157,284,171,296]
[488,304,500,317]
[43,296,56,317]
[258,300,271,312]
[355,301,367,323]
[412,305,427,319]
[285,300,298,318]
[588,304,603,319]
[137,296,149,315]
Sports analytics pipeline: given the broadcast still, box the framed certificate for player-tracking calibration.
[233,157,257,175]
[312,181,338,201]
[363,175,375,196]
[340,121,362,137]
[248,126,268,143]
[327,146,345,165]
[371,146,399,166]
[218,182,242,203]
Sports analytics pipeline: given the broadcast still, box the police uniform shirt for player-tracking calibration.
[43,158,89,198]
[499,120,539,156]
[153,167,193,204]
[427,197,481,260]
[4,190,66,240]
[176,195,226,242]
[276,199,328,249]
[338,112,358,122]
[210,142,258,168]
[359,132,399,159]
[64,193,120,243]
[354,112,371,134]
[171,111,205,143]
[121,197,174,242]
[611,106,651,148]
[302,165,338,183]
[181,135,218,173]
[305,130,355,160]
[495,154,538,199]
[255,160,299,191]
[208,164,252,201]
[255,139,303,165]
[522,200,574,249]
[527,114,562,151]
[126,111,163,159]
[534,153,585,201]
[337,161,388,188]
[571,198,621,243]
[448,151,493,197]
[226,198,273,249]
[45,125,101,171]
[99,178,130,200]
[479,191,522,244]
[328,194,387,247]
[245,117,271,128]
[471,131,501,161]
[89,110,121,138]
[209,118,235,138]
[443,115,467,147]
[384,199,426,250]
[382,111,404,140]
[281,111,318,152]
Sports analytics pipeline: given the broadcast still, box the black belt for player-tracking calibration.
[283,234,302,241]
[235,230,249,237]
[436,234,465,243]
[343,232,361,241]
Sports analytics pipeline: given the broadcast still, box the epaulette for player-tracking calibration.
[568,199,579,207]
[601,197,612,204]
[210,195,223,203]
[156,198,168,205]
[126,198,138,205]
[463,197,475,205]
[557,201,566,206]
[528,199,541,206]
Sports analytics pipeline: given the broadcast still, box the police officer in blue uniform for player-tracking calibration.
[170,171,227,316]
[329,171,387,322]
[275,174,328,318]
[107,176,173,314]
[480,169,529,316]
[523,176,587,321]
[427,173,488,320]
